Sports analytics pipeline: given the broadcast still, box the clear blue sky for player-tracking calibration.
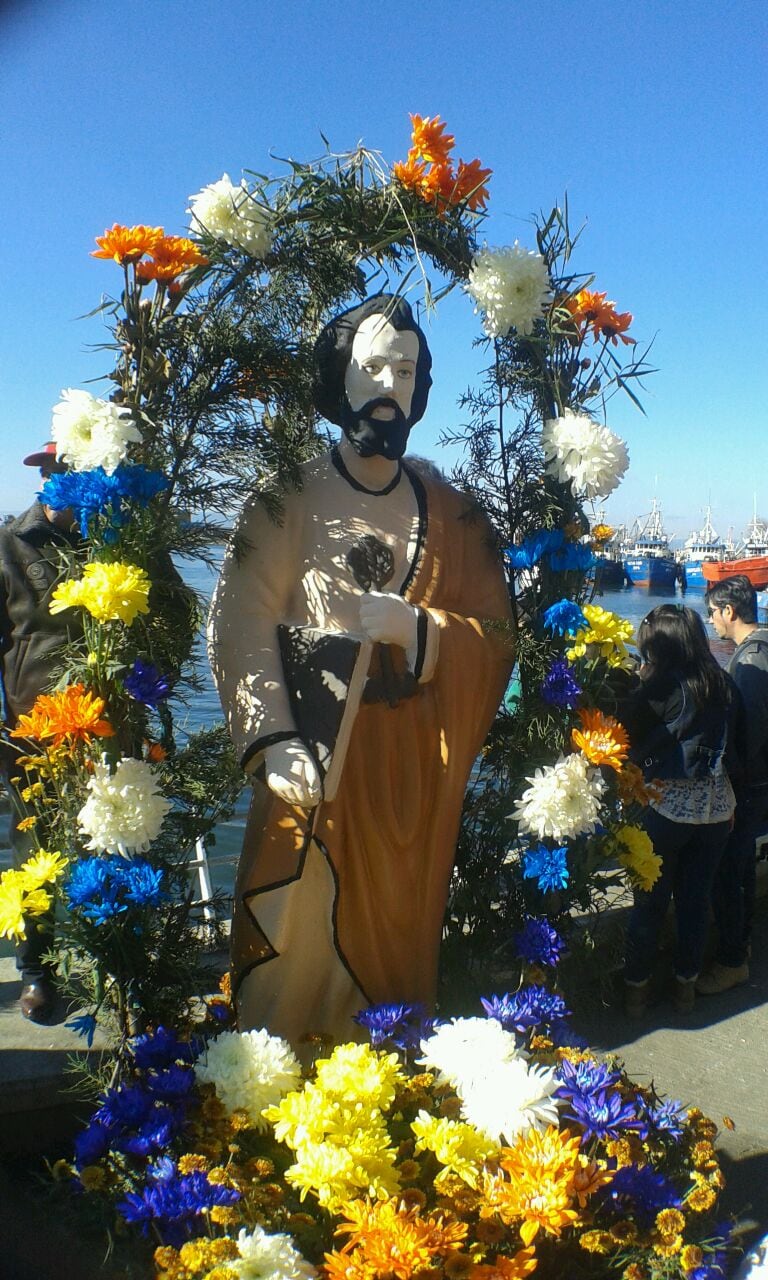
[1,0,766,545]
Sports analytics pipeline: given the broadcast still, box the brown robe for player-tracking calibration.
[209,453,513,1045]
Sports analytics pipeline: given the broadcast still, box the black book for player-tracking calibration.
[277,624,373,802]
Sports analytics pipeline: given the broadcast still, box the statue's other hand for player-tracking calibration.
[263,738,322,807]
[359,591,418,649]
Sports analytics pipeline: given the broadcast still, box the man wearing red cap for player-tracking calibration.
[1,443,80,1021]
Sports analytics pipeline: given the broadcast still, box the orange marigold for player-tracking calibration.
[136,234,208,282]
[470,1247,538,1280]
[486,1127,581,1246]
[452,158,493,211]
[92,223,164,264]
[392,156,429,194]
[571,708,630,772]
[11,684,115,747]
[615,760,659,806]
[409,113,455,165]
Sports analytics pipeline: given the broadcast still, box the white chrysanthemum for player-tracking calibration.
[52,389,142,474]
[541,409,629,499]
[188,173,272,258]
[512,752,606,841]
[459,1057,560,1143]
[418,1016,523,1092]
[466,243,552,338]
[232,1225,316,1280]
[77,756,170,855]
[195,1028,302,1130]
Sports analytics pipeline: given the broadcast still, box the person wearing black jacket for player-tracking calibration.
[0,443,81,1021]
[698,576,768,994]
[620,605,742,1018]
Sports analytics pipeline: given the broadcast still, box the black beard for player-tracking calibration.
[339,396,411,460]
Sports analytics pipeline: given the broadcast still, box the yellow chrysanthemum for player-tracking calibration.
[0,871,53,940]
[614,825,662,890]
[571,708,630,771]
[79,1165,107,1192]
[566,603,635,669]
[655,1208,686,1239]
[15,816,37,832]
[314,1042,405,1108]
[591,523,615,545]
[578,1230,614,1254]
[50,561,151,626]
[411,1111,496,1188]
[469,1247,538,1280]
[18,849,68,890]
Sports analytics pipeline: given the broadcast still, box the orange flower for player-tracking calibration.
[590,523,615,545]
[420,161,459,207]
[483,1128,581,1246]
[471,1249,538,1280]
[571,707,629,772]
[572,1157,615,1208]
[328,1198,468,1280]
[615,760,659,806]
[409,114,455,165]
[145,741,167,763]
[393,156,429,193]
[565,289,635,346]
[452,158,493,211]
[92,223,165,264]
[136,234,208,282]
[11,684,114,747]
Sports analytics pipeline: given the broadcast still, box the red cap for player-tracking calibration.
[23,442,66,469]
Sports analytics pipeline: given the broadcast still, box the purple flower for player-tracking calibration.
[117,1163,240,1247]
[540,658,582,709]
[131,1026,195,1071]
[522,843,569,892]
[123,658,173,707]
[513,916,565,967]
[354,1001,435,1051]
[482,984,572,1035]
[646,1098,687,1140]
[555,1058,647,1142]
[596,1163,681,1228]
[542,598,587,637]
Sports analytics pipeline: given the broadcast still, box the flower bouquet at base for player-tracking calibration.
[58,974,735,1280]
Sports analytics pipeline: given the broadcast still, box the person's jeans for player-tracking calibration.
[713,786,768,967]
[624,807,731,983]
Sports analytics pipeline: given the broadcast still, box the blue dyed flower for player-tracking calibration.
[64,855,167,923]
[540,658,582,708]
[66,1012,97,1047]
[513,916,565,967]
[123,658,173,707]
[40,465,168,539]
[354,1001,435,1051]
[522,843,569,892]
[74,1120,112,1167]
[131,1026,195,1071]
[117,1163,241,1247]
[596,1162,681,1228]
[482,984,572,1035]
[555,1058,647,1141]
[646,1097,687,1140]
[145,1065,196,1103]
[542,598,587,637]
[549,543,595,572]
[505,529,565,570]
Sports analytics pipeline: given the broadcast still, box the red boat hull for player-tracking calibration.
[702,557,768,589]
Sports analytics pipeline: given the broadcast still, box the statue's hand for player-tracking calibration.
[263,738,322,807]
[359,591,418,650]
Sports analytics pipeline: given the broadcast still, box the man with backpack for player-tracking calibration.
[699,575,768,994]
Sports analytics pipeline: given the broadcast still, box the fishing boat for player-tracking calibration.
[623,500,679,590]
[591,519,631,590]
[702,506,768,590]
[678,507,727,590]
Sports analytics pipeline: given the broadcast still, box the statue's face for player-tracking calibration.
[341,314,420,459]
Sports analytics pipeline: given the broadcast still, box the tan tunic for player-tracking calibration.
[208,451,513,1046]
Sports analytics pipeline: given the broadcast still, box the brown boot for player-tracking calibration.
[696,961,749,995]
[623,980,649,1020]
[673,976,696,1014]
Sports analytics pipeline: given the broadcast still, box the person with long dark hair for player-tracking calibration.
[621,604,741,1017]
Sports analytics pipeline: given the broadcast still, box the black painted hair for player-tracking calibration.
[312,294,433,427]
[637,604,729,709]
[705,574,758,624]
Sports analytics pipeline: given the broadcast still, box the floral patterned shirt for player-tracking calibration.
[650,773,735,825]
